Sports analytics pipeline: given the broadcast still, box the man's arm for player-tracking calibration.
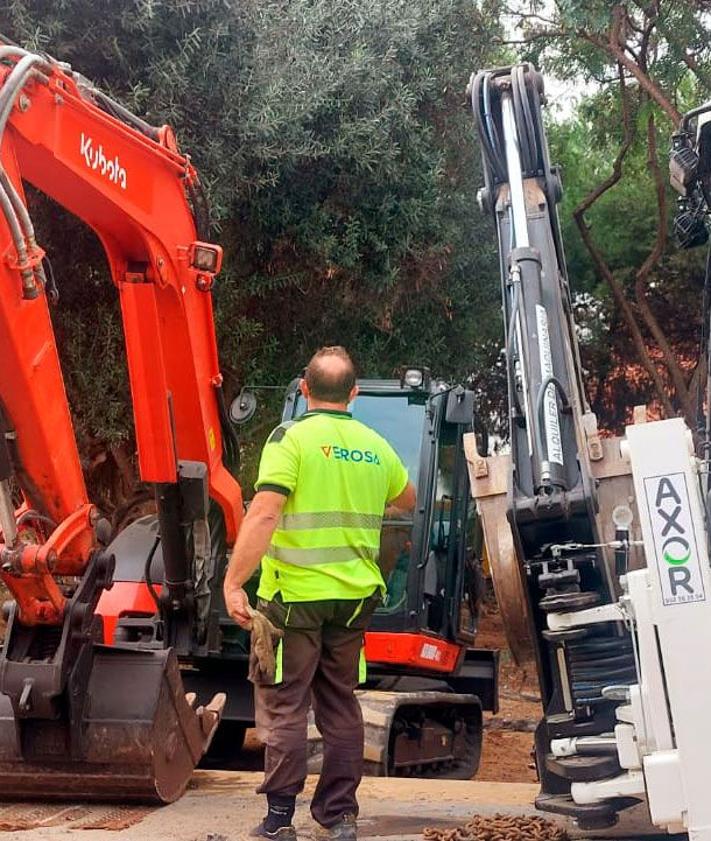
[385,481,416,517]
[223,490,287,627]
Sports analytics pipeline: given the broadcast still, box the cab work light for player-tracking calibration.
[400,367,431,390]
[190,242,223,274]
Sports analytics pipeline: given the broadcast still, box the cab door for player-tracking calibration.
[429,420,485,643]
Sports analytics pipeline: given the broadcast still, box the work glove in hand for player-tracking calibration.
[247,606,284,684]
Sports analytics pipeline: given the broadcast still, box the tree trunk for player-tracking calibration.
[572,68,676,418]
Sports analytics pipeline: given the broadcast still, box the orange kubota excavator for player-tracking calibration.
[0,38,243,801]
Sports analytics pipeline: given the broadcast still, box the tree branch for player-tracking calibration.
[633,112,694,421]
[582,6,682,125]
[494,31,566,46]
[502,8,560,27]
[573,67,676,418]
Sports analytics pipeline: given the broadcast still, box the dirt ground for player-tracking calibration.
[475,601,540,785]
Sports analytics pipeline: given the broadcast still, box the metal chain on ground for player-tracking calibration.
[424,813,569,841]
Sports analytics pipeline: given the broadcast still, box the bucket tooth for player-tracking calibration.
[196,693,226,749]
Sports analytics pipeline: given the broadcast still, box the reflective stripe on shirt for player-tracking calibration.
[279,511,383,530]
[266,543,379,566]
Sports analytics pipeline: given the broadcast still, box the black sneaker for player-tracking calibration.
[250,822,298,841]
[312,814,357,841]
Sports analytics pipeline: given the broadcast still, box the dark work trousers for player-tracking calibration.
[251,592,379,827]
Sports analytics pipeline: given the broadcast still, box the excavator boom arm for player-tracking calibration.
[469,64,639,830]
[0,40,238,803]
[0,46,242,623]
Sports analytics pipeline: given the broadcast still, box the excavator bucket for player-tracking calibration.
[0,644,224,804]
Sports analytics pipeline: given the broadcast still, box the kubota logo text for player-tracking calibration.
[80,133,127,190]
[320,445,380,465]
[644,472,706,606]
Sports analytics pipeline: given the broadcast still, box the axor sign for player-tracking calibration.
[643,472,706,606]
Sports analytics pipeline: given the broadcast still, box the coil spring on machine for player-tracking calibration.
[535,556,637,711]
[565,635,636,707]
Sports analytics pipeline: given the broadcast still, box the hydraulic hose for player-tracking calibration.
[76,78,161,142]
[0,54,50,134]
[527,70,547,175]
[0,52,51,295]
[472,72,505,184]
[505,267,525,419]
[516,65,540,172]
[0,479,16,548]
[16,509,56,530]
[144,536,162,611]
[511,65,534,173]
[42,256,59,303]
[0,45,30,61]
[0,170,35,242]
[0,179,35,297]
[0,169,48,290]
[481,72,506,181]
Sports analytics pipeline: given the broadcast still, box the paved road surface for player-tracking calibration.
[0,772,686,841]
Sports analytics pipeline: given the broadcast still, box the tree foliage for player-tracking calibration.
[503,0,711,431]
[10,0,708,503]
[1,0,504,498]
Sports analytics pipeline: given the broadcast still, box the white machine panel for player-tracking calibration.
[626,418,711,841]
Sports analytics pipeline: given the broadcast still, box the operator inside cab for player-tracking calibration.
[223,346,416,841]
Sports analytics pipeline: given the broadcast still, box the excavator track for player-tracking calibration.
[308,690,482,780]
[0,646,224,804]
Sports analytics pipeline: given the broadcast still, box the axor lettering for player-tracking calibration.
[644,473,706,606]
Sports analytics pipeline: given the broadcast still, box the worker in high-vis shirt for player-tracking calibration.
[224,346,416,841]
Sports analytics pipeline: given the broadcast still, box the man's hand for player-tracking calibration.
[224,583,252,629]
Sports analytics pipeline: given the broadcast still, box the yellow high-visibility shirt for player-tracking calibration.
[255,408,409,602]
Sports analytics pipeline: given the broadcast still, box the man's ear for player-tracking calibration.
[348,384,359,403]
[300,378,309,398]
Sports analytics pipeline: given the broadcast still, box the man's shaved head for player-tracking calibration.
[304,346,356,404]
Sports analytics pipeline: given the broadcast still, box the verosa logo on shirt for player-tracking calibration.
[320,445,381,465]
